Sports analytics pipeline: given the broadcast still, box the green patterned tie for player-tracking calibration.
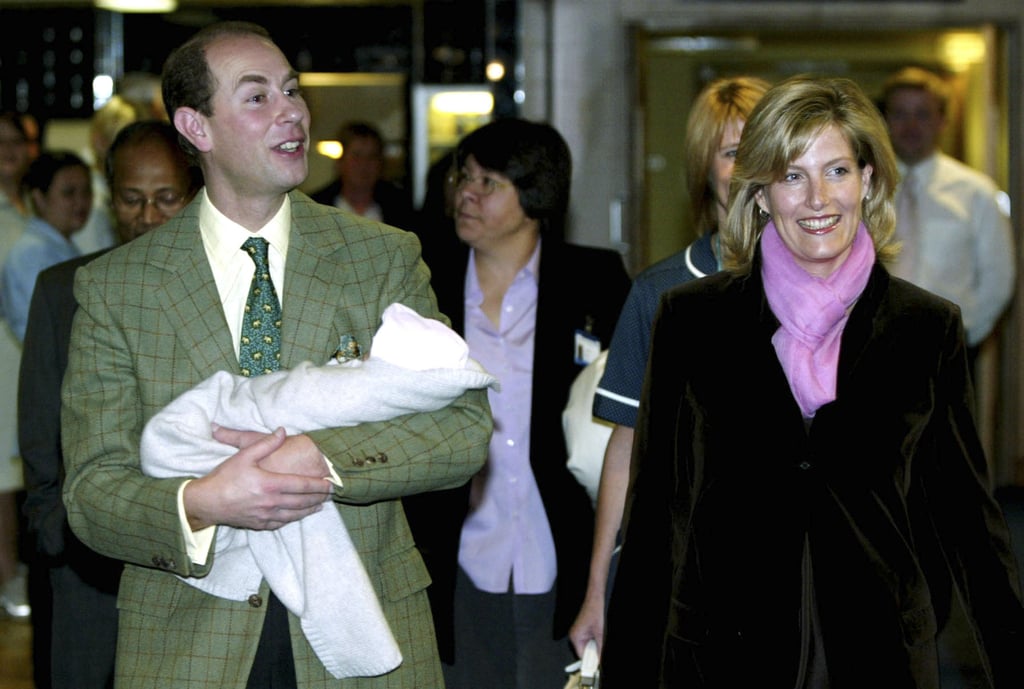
[239,237,282,377]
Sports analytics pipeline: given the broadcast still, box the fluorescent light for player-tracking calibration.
[96,0,178,12]
[431,91,494,116]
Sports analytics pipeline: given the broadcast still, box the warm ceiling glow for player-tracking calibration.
[485,61,506,82]
[431,91,494,115]
[941,32,986,72]
[95,0,178,12]
[317,141,343,160]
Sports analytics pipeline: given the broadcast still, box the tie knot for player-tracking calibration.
[242,237,271,270]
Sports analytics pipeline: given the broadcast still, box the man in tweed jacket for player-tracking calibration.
[60,21,492,689]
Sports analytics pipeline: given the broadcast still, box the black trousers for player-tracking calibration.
[246,591,297,689]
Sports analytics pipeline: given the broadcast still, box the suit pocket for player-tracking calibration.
[117,565,183,619]
[376,545,432,602]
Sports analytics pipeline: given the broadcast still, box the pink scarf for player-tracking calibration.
[760,221,875,418]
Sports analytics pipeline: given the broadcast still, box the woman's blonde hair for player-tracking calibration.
[683,76,771,236]
[721,75,899,273]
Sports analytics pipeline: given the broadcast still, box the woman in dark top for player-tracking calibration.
[602,75,1023,689]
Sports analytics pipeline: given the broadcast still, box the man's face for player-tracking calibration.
[191,34,309,205]
[885,87,945,165]
[110,139,195,243]
[338,135,383,195]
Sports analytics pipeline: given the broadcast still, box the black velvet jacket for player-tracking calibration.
[602,260,1024,689]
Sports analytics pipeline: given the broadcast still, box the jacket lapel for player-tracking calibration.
[279,217,340,367]
[154,216,240,379]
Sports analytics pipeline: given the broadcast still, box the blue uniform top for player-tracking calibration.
[593,232,720,427]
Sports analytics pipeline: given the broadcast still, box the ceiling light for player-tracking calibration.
[431,91,494,116]
[95,0,178,12]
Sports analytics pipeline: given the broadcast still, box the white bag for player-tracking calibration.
[562,350,614,506]
[563,639,601,688]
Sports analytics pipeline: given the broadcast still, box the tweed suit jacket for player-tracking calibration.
[602,260,1024,689]
[61,190,493,689]
[404,237,630,662]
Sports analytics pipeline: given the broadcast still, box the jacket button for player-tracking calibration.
[365,455,377,464]
[375,452,388,463]
[352,457,365,467]
[248,594,263,608]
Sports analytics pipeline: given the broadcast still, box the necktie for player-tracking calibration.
[239,237,282,377]
[893,166,918,281]
[238,238,293,685]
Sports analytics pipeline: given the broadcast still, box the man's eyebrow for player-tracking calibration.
[237,74,270,89]
[236,71,300,90]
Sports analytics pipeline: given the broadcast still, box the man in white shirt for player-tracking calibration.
[883,66,1015,350]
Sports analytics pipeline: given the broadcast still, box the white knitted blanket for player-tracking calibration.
[140,303,497,678]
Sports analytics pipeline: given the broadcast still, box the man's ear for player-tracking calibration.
[173,107,212,153]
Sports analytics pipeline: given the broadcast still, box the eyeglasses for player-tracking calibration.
[449,169,512,196]
[113,191,186,215]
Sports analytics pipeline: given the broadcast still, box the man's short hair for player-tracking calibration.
[881,66,949,116]
[161,21,273,161]
[105,120,202,194]
[336,121,384,154]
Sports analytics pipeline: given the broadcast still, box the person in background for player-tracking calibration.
[569,75,769,658]
[310,120,415,230]
[601,74,1024,688]
[413,149,461,282]
[0,111,33,621]
[0,112,33,218]
[118,72,167,122]
[73,95,138,255]
[404,117,630,689]
[1,151,91,343]
[61,21,491,689]
[882,66,1015,356]
[19,120,200,689]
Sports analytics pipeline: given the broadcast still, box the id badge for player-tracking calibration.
[574,329,601,366]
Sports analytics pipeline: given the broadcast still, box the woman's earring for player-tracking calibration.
[758,206,770,218]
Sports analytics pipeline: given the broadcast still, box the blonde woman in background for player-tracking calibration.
[569,76,769,658]
[73,94,138,255]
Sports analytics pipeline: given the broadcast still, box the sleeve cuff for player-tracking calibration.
[178,479,216,566]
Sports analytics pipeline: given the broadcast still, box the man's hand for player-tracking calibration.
[183,427,332,532]
[212,424,328,478]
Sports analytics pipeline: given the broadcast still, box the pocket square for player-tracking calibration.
[332,334,363,363]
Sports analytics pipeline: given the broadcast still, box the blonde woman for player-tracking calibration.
[602,75,1023,688]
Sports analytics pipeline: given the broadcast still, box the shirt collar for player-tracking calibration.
[466,236,542,302]
[200,188,291,266]
[898,150,939,178]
